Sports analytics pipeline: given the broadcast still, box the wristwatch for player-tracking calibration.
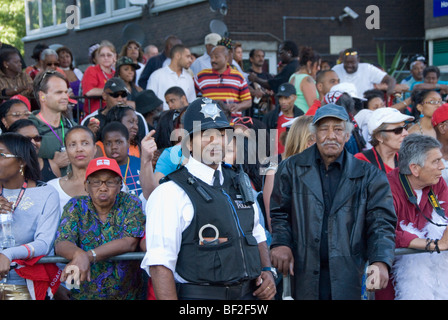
[262,267,278,280]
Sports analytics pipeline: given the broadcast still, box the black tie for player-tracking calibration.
[213,170,221,188]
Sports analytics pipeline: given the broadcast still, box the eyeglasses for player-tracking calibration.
[6,111,32,117]
[345,51,358,56]
[27,135,42,143]
[87,178,121,188]
[423,100,443,105]
[231,117,253,126]
[107,91,128,99]
[380,124,409,135]
[0,153,19,159]
[99,53,115,58]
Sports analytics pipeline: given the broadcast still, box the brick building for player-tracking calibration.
[22,0,426,75]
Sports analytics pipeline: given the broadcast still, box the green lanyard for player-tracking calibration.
[38,113,65,147]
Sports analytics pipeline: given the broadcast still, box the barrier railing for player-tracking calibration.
[35,248,426,264]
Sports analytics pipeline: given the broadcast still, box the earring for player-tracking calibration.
[19,165,24,176]
[420,114,424,118]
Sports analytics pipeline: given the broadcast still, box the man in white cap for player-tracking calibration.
[190,33,222,76]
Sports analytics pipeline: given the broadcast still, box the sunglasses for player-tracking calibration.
[46,62,60,67]
[231,117,253,125]
[345,51,358,56]
[107,91,128,98]
[380,124,408,135]
[27,135,43,143]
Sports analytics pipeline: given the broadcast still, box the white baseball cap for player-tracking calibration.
[205,33,222,46]
[328,82,366,101]
[367,107,414,135]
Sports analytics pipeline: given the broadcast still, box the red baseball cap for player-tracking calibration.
[431,103,448,127]
[10,94,31,111]
[85,157,122,181]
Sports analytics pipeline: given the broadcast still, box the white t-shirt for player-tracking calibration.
[147,65,196,110]
[332,63,387,98]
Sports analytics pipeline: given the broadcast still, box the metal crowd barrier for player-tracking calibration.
[36,248,426,264]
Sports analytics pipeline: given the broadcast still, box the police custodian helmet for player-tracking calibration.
[183,97,232,135]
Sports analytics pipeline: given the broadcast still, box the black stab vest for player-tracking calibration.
[165,165,261,285]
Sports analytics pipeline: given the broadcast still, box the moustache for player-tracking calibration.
[321,140,341,148]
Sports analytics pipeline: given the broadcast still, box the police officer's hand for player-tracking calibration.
[253,270,276,300]
[270,245,294,276]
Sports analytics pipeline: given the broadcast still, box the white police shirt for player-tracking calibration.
[140,156,266,283]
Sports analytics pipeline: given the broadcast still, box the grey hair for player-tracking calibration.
[370,123,389,147]
[309,119,354,135]
[398,133,442,174]
[40,48,58,61]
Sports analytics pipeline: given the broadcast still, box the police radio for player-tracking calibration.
[237,165,254,205]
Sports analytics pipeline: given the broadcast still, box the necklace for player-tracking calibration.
[123,157,130,192]
[417,121,424,134]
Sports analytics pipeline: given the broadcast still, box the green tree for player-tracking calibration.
[0,0,26,54]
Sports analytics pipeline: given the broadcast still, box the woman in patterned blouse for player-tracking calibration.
[54,157,146,300]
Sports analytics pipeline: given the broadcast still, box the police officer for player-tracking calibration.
[141,97,276,300]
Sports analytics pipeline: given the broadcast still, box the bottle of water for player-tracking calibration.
[0,212,15,249]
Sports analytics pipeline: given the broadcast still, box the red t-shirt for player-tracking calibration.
[81,64,114,114]
[276,114,295,155]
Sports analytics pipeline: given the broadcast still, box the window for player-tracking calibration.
[24,0,142,40]
[24,0,206,41]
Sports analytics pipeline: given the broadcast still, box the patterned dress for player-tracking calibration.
[55,192,146,300]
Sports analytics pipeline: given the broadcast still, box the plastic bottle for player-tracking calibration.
[0,212,15,249]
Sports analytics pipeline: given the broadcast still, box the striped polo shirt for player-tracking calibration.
[194,66,251,104]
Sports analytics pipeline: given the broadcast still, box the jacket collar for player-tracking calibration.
[292,144,366,212]
[296,144,365,179]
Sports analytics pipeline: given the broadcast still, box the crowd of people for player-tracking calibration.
[0,31,448,301]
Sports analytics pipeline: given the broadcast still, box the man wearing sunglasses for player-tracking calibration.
[81,77,149,139]
[332,48,396,99]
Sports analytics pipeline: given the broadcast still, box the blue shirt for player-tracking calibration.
[154,145,184,176]
[120,156,142,196]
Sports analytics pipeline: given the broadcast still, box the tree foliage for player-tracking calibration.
[0,0,26,54]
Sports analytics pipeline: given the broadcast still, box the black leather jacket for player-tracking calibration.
[270,145,397,300]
